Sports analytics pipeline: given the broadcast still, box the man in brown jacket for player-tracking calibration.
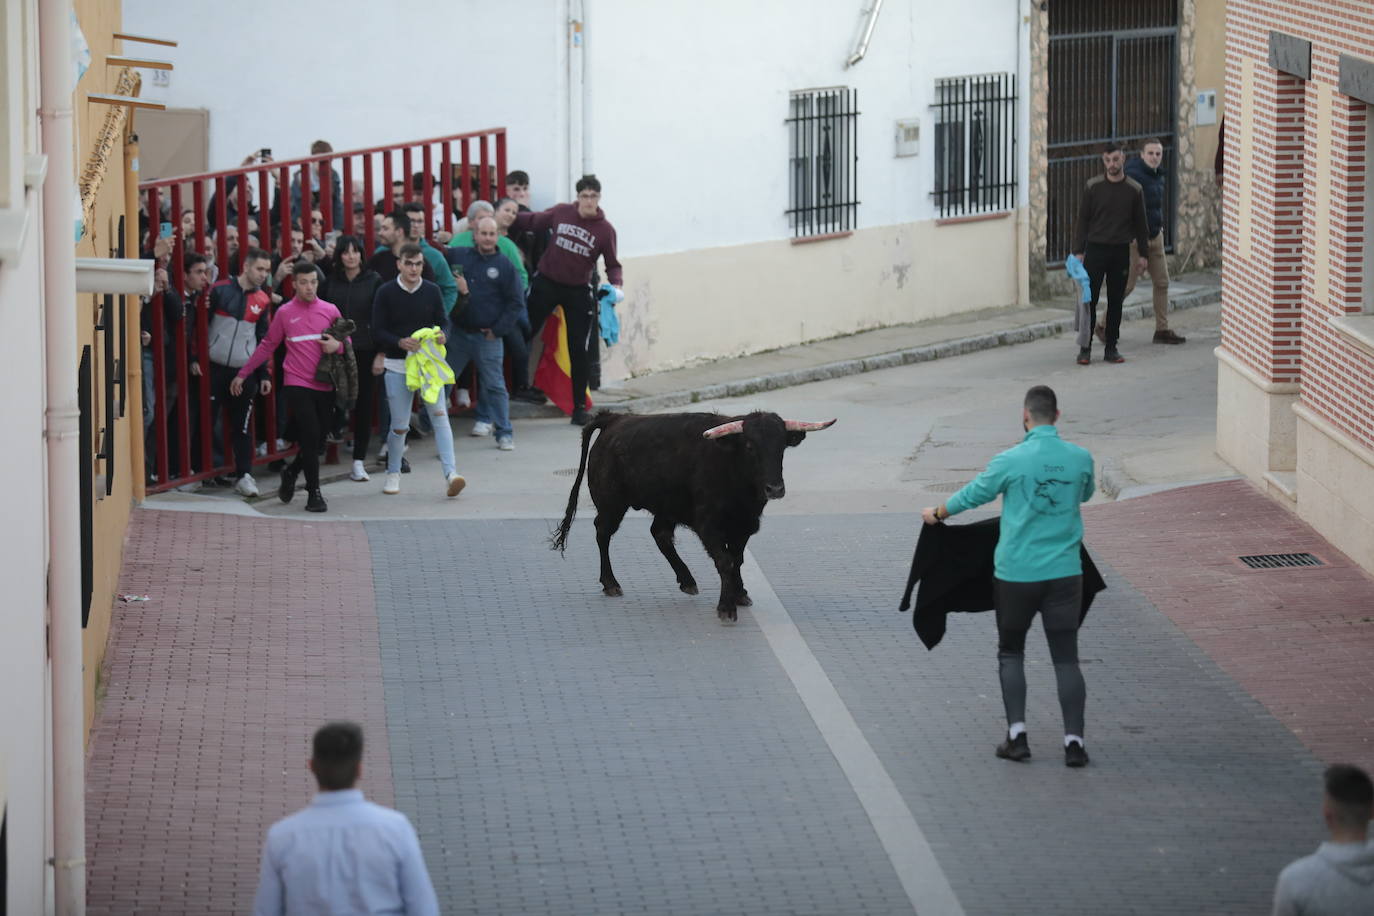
[1071,143,1150,365]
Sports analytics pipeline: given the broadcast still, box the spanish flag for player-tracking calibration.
[533,306,590,416]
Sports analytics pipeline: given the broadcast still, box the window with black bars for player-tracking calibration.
[931,73,1018,217]
[786,88,859,237]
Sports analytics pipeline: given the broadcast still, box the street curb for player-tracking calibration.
[602,286,1221,415]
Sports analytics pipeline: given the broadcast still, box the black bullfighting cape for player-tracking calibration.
[900,516,1107,650]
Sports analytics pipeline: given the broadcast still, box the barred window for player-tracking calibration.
[932,73,1018,217]
[786,88,859,238]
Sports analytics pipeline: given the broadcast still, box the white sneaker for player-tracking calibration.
[234,473,260,497]
[383,473,401,495]
[496,436,514,451]
[446,472,467,497]
[175,480,202,493]
[256,441,268,457]
[275,438,288,451]
[470,421,493,437]
[350,460,370,482]
[456,388,472,409]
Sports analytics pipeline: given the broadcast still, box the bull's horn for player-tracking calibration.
[702,420,745,439]
[784,418,837,432]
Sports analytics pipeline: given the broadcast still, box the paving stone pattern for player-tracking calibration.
[1083,479,1374,773]
[86,510,394,915]
[748,511,1326,916]
[366,518,913,916]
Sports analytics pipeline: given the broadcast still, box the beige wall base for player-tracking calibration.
[1215,346,1300,481]
[1293,404,1374,576]
[603,214,1021,382]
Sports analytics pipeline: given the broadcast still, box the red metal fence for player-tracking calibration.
[139,128,507,492]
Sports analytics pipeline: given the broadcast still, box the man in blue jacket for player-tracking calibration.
[445,217,523,450]
[922,385,1097,767]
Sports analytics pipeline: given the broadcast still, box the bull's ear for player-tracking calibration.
[785,430,807,447]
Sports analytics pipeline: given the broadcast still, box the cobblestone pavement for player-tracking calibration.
[87,481,1371,914]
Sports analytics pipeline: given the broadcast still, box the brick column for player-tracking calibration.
[1216,10,1306,482]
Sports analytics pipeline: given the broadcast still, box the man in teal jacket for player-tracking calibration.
[922,385,1096,768]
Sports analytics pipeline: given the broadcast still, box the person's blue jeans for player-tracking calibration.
[383,369,455,476]
[449,329,511,439]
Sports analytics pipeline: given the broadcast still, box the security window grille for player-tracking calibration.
[786,88,859,237]
[932,73,1018,217]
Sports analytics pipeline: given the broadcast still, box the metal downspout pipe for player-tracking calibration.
[39,0,87,912]
[845,0,884,68]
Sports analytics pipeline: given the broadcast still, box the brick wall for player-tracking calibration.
[1223,0,1374,452]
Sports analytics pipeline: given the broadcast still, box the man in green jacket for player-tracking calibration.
[922,385,1096,768]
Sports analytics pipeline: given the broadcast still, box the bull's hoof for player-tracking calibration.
[717,605,738,625]
[735,592,753,607]
[680,582,699,595]
[603,585,623,597]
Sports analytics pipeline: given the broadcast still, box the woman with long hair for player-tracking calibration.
[322,235,383,481]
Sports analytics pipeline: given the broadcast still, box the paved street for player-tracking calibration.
[89,303,1374,914]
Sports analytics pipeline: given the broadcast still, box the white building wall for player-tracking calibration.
[120,0,1028,374]
[586,0,1025,254]
[0,209,54,916]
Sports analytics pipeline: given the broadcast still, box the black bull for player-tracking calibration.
[551,411,835,623]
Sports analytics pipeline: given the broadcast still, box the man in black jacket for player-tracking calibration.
[1071,142,1151,366]
[1094,138,1186,345]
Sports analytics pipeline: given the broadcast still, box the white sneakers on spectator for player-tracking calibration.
[446,472,467,497]
[350,460,370,482]
[470,421,493,437]
[496,436,514,451]
[383,473,401,495]
[456,388,472,409]
[234,474,260,497]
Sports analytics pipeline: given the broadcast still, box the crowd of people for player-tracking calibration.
[141,142,622,511]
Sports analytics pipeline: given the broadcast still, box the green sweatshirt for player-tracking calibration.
[448,232,528,291]
[944,425,1095,582]
[419,239,458,314]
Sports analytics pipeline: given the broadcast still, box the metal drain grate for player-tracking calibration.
[553,468,578,477]
[1238,553,1324,570]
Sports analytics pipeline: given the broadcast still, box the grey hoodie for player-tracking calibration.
[1272,840,1374,915]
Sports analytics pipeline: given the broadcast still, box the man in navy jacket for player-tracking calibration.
[445,217,523,450]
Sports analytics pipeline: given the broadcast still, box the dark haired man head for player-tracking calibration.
[923,385,1096,767]
[1272,764,1374,915]
[505,169,531,208]
[253,722,439,913]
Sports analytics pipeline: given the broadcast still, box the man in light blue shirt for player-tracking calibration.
[922,385,1096,769]
[253,722,439,916]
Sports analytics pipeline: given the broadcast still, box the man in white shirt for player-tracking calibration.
[253,722,439,916]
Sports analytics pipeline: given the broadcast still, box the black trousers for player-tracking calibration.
[283,386,335,491]
[351,348,381,461]
[206,363,256,476]
[1084,241,1131,349]
[994,575,1086,737]
[526,274,594,412]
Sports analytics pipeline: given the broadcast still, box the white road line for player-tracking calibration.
[741,549,966,916]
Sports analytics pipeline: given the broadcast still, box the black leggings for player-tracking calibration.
[1084,241,1130,349]
[526,274,594,412]
[283,386,335,492]
[995,575,1086,736]
[351,348,381,461]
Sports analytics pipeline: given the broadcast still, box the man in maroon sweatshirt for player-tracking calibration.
[511,174,623,425]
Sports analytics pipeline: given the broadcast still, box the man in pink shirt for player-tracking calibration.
[233,261,342,512]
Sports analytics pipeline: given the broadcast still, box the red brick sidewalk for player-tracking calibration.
[1085,479,1374,773]
[86,510,390,915]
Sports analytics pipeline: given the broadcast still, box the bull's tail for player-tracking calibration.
[550,412,619,553]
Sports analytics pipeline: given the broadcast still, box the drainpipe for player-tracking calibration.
[1014,0,1029,305]
[124,135,146,501]
[39,0,88,912]
[567,0,586,193]
[844,0,884,68]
